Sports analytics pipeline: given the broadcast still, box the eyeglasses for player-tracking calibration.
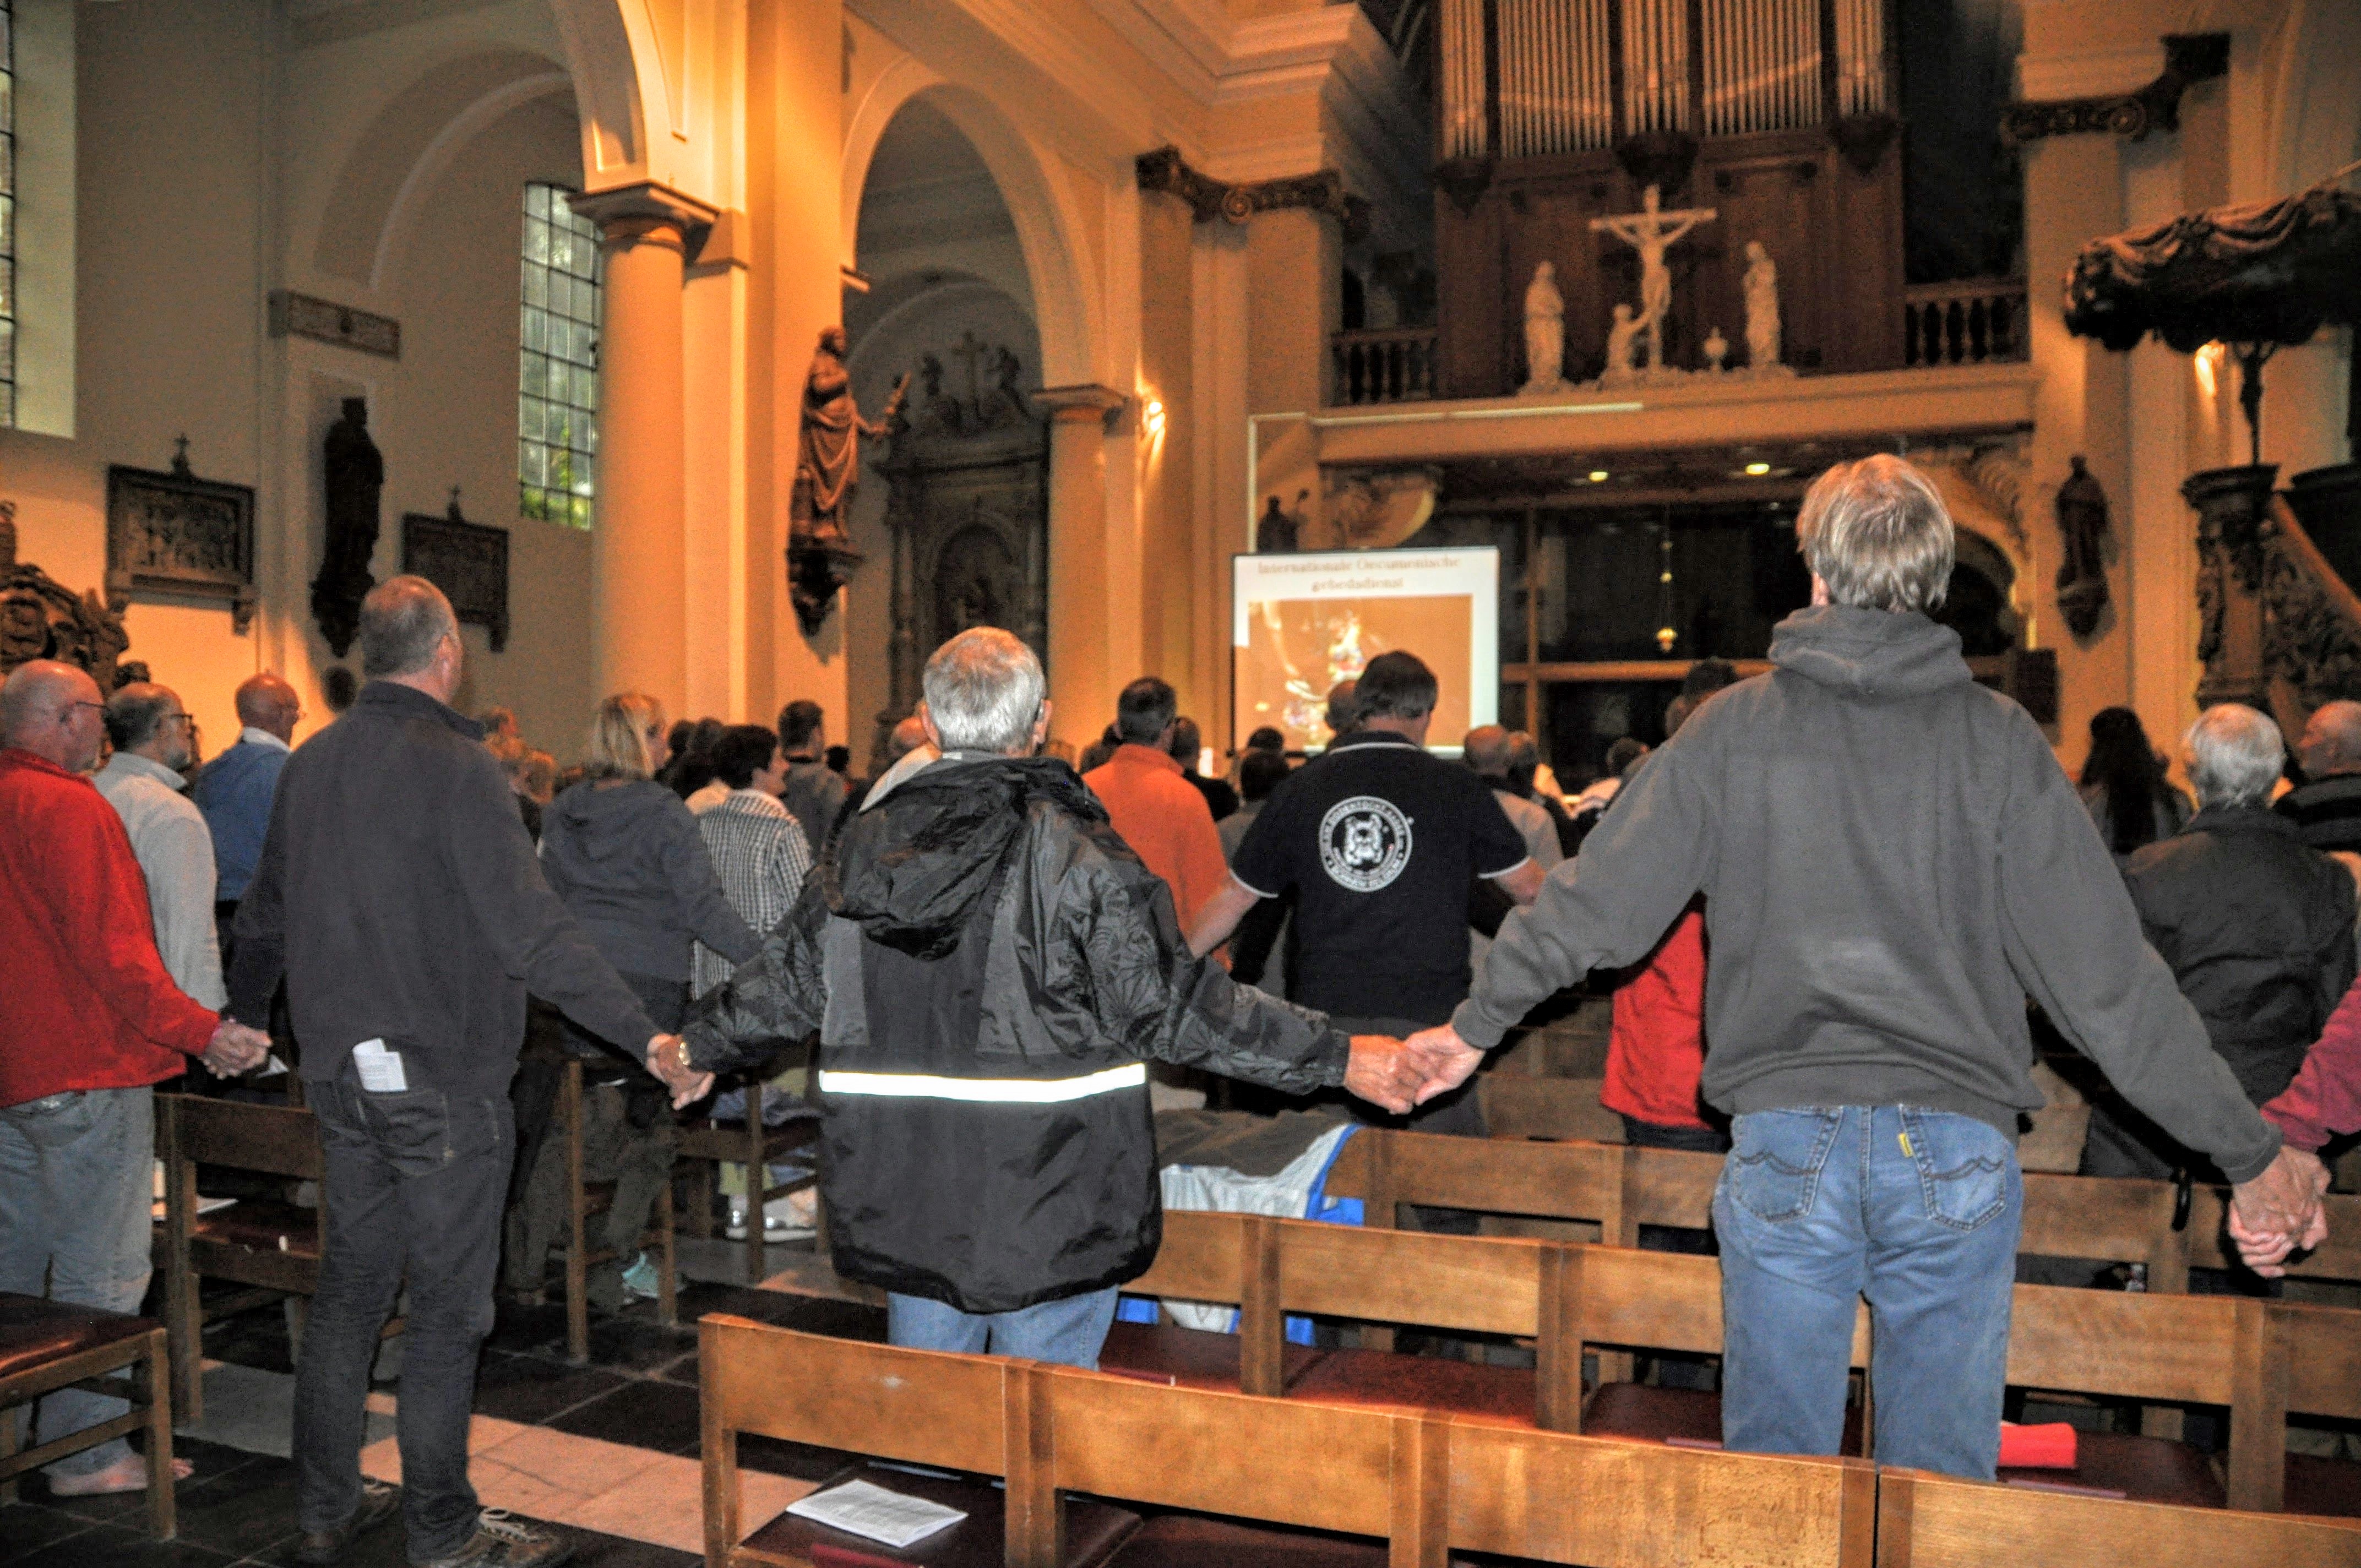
[65,701,105,719]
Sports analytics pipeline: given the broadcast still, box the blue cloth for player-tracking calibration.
[1713,1105,2022,1479]
[194,739,289,901]
[888,1286,1120,1369]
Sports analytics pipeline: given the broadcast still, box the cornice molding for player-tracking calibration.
[1136,145,1372,243]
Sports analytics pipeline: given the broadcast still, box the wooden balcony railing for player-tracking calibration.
[1332,327,1441,406]
[1903,278,2028,367]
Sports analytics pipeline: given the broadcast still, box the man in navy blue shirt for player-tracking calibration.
[195,672,303,953]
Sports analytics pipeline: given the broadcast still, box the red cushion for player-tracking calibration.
[2000,1431,2223,1509]
[744,1463,1138,1568]
[1283,1347,1536,1425]
[1102,1515,1390,1567]
[2287,1453,2361,1518]
[1096,1322,1325,1392]
[0,1293,156,1381]
[1580,1381,1868,1456]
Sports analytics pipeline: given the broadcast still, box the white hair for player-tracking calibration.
[923,628,1045,755]
[2185,703,2284,809]
[1796,454,1955,614]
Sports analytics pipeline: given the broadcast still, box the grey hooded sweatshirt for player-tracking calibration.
[1455,603,2280,1184]
[540,777,760,984]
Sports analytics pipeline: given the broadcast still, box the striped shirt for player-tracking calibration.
[690,789,812,996]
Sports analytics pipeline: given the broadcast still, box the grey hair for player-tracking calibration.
[923,628,1045,755]
[104,683,179,752]
[2186,704,2284,809]
[358,576,459,678]
[1796,454,1955,614]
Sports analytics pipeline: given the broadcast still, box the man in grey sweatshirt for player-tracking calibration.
[1405,454,2326,1480]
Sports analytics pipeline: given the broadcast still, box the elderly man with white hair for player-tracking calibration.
[2278,698,2361,852]
[681,627,1426,1369]
[1400,454,2329,1482]
[2083,704,2357,1181]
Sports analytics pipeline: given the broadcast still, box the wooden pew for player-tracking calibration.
[2273,1301,2361,1518]
[155,1093,329,1424]
[1035,1363,1446,1566]
[1447,1417,1875,1567]
[697,1316,1139,1568]
[1873,1467,2361,1567]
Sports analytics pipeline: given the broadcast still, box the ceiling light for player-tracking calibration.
[1744,461,1771,476]
[1588,469,1609,483]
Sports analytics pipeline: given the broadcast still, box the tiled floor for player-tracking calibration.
[2,1238,888,1567]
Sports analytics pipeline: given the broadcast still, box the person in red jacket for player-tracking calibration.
[2261,976,2361,1273]
[0,660,269,1496]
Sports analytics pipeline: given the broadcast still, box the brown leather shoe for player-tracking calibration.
[292,1478,401,1565]
[413,1509,575,1568]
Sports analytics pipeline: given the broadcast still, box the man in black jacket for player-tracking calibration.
[230,578,699,1568]
[681,628,1422,1368]
[2086,703,2358,1179]
[1400,455,2327,1482]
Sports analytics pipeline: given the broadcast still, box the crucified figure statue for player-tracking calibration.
[1589,184,1717,372]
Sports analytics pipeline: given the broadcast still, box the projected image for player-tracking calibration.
[1233,548,1498,754]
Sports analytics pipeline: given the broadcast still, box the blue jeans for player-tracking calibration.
[888,1288,1120,1369]
[1713,1105,2021,1479]
[0,1085,156,1478]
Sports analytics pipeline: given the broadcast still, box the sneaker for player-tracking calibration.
[414,1509,573,1568]
[619,1251,661,1302]
[725,1201,813,1242]
[762,1187,818,1239]
[292,1478,401,1565]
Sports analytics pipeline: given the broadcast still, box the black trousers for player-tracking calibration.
[294,1061,512,1561]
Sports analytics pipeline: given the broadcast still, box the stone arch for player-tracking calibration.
[310,51,574,289]
[844,58,1098,386]
[545,0,648,181]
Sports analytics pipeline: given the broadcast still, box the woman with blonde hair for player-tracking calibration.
[511,692,760,1309]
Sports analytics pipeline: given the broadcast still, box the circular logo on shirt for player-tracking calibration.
[1318,796,1413,892]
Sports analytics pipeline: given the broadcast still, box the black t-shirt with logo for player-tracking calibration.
[1230,731,1531,1025]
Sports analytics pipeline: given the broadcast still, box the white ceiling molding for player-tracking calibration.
[2017,43,2167,104]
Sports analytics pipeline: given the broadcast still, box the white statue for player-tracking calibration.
[1743,241,1786,375]
[1520,260,1566,395]
[1601,305,1644,385]
[1590,184,1716,373]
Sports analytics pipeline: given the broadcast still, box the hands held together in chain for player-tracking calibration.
[2229,1144,2330,1277]
[1341,1025,1489,1118]
[645,1033,715,1109]
[199,1019,272,1078]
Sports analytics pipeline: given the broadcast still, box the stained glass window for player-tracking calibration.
[2,0,18,428]
[519,182,600,528]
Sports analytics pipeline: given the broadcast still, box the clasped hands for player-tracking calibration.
[200,1019,271,1078]
[1342,1026,1487,1117]
[645,1033,714,1109]
[2229,1144,2331,1277]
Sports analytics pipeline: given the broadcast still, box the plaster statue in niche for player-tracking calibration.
[1743,241,1790,376]
[2054,454,2113,639]
[1590,185,1716,374]
[1601,305,1644,386]
[1519,261,1566,396]
[311,398,382,659]
[790,326,907,635]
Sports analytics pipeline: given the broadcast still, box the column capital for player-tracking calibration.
[1033,384,1129,429]
[569,181,722,251]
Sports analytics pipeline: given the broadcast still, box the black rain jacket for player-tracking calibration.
[681,752,1348,1313]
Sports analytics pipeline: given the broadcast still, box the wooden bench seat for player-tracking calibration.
[1874,1466,2361,1566]
[0,1294,175,1539]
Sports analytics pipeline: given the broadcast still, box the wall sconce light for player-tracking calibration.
[1588,469,1609,483]
[1743,461,1771,476]
[1143,397,1166,440]
[2194,341,2225,399]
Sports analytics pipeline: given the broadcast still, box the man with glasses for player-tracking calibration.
[196,671,304,960]
[97,683,225,1015]
[1,660,269,1500]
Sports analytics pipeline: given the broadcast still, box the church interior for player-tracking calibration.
[4,0,2361,1564]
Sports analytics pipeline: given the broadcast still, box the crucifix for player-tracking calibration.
[1589,185,1717,373]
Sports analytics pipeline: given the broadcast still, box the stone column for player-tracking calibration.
[570,183,717,719]
[1035,384,1128,748]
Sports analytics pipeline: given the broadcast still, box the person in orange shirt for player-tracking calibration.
[1083,678,1230,934]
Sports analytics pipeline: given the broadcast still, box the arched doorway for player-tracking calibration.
[841,97,1047,770]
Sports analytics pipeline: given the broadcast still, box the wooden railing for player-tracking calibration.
[1903,277,2028,367]
[1331,326,1441,406]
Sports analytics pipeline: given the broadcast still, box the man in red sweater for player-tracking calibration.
[0,660,269,1495]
